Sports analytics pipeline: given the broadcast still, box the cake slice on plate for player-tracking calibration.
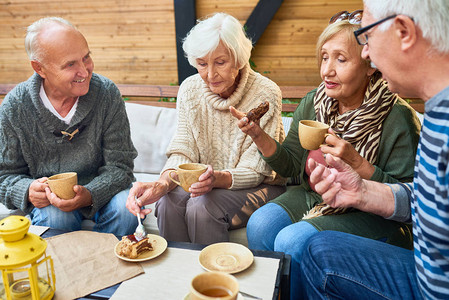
[118,234,153,259]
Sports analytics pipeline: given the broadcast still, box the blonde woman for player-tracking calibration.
[233,10,421,300]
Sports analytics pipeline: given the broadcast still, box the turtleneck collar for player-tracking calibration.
[203,64,254,111]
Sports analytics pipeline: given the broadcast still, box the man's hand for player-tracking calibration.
[309,153,397,217]
[28,177,51,208]
[45,185,92,212]
[308,154,364,209]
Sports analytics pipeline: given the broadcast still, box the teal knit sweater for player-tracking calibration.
[0,73,137,218]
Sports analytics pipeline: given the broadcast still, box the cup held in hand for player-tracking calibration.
[190,271,239,300]
[47,172,77,199]
[168,163,207,192]
[298,120,330,150]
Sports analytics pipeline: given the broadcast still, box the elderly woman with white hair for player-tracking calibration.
[126,13,286,244]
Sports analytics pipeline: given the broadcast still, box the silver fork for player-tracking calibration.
[134,196,147,241]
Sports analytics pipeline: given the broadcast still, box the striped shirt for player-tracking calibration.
[395,86,449,299]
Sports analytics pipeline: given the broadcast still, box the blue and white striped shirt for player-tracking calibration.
[397,86,449,299]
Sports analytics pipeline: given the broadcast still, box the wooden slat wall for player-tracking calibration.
[0,0,362,87]
[0,0,178,85]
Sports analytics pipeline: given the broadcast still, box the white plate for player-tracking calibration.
[183,292,243,300]
[114,234,167,262]
[199,242,254,274]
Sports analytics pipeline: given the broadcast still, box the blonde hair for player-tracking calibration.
[182,13,253,69]
[316,20,370,69]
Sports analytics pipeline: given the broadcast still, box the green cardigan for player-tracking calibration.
[263,89,421,249]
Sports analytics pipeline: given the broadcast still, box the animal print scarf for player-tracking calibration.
[314,72,397,164]
[303,72,397,219]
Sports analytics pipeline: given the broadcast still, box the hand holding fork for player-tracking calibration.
[134,196,147,241]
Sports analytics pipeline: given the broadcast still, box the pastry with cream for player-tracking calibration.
[118,234,153,259]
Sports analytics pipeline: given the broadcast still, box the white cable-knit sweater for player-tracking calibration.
[162,64,285,189]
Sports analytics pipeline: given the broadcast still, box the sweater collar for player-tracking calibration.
[204,64,255,111]
[29,73,97,130]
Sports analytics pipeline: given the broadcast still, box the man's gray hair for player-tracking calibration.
[25,17,75,61]
[364,0,449,54]
[182,13,253,69]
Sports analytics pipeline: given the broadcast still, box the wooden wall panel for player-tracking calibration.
[0,0,178,85]
[252,0,363,85]
[197,0,363,86]
[0,0,362,87]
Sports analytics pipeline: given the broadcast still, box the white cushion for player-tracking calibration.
[125,103,178,174]
[134,173,160,183]
[282,116,293,134]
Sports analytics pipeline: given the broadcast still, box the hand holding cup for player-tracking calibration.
[169,163,207,192]
[46,172,77,199]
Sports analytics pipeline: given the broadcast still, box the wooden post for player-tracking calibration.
[244,0,284,44]
[173,0,198,84]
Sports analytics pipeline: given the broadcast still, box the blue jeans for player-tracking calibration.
[247,203,292,250]
[299,231,423,300]
[247,203,319,300]
[30,189,137,237]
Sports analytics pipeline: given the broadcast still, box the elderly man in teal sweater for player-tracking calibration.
[0,17,138,236]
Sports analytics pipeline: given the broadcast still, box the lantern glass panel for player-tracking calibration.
[0,255,55,300]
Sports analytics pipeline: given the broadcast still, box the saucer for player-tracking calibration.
[199,242,254,274]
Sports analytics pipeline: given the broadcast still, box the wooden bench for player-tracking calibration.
[0,83,424,113]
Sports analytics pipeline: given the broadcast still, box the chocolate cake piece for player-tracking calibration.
[118,234,153,259]
[246,101,269,122]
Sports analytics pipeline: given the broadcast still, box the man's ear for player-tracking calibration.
[31,60,45,78]
[394,15,417,52]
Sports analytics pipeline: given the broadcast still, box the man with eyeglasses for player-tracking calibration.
[298,1,449,299]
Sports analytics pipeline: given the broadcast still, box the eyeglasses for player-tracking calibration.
[329,10,363,25]
[353,14,397,45]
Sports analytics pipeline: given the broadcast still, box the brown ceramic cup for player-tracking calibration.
[47,172,77,199]
[298,120,330,150]
[190,271,239,300]
[168,163,207,192]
